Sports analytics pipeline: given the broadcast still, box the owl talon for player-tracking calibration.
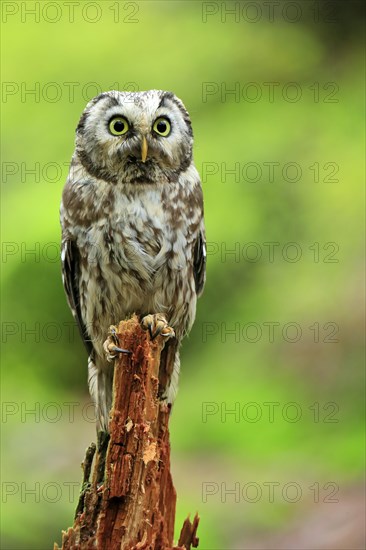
[112,345,131,354]
[103,325,130,361]
[141,313,175,341]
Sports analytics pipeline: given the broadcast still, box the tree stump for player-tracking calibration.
[55,315,199,550]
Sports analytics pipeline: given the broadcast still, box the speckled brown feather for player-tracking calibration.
[60,90,205,430]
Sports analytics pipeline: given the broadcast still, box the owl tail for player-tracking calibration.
[88,357,113,433]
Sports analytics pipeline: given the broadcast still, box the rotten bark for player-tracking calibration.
[55,315,199,550]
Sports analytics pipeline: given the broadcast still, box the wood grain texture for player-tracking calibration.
[56,315,200,550]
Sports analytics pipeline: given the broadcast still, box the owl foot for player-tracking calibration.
[141,313,175,340]
[103,325,131,362]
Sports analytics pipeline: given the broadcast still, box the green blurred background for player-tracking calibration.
[1,1,365,548]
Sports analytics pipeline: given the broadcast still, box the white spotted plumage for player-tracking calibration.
[60,90,205,431]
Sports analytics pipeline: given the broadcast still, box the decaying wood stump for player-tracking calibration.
[55,315,199,550]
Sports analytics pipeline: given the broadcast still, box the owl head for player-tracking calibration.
[74,90,194,185]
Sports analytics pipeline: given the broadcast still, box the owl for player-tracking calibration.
[60,90,206,433]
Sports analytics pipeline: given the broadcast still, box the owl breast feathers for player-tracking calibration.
[60,90,206,431]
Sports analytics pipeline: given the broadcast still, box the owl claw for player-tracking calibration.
[103,325,131,361]
[141,314,175,341]
[112,345,131,354]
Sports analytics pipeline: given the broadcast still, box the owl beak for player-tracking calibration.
[141,136,148,163]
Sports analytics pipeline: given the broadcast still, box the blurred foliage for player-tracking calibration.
[1,1,365,549]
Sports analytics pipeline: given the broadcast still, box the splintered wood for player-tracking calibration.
[55,315,200,550]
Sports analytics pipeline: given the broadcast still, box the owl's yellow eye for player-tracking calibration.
[109,116,129,136]
[153,117,171,137]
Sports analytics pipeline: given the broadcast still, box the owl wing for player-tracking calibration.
[193,227,206,297]
[61,238,93,357]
